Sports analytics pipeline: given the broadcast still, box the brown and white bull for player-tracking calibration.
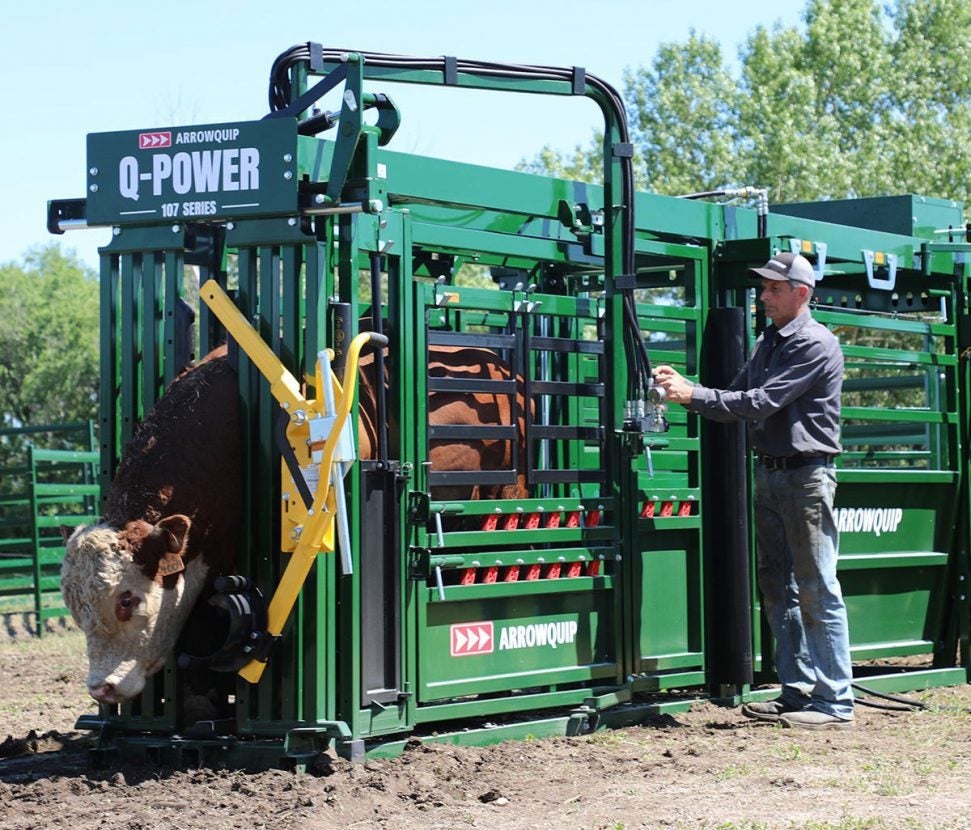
[61,347,240,704]
[62,340,528,705]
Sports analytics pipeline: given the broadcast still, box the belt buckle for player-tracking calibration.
[761,454,783,472]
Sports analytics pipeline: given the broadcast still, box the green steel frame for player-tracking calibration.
[47,47,971,768]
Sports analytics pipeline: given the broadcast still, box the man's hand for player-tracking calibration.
[653,365,695,405]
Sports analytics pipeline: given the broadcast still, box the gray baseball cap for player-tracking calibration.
[748,252,815,287]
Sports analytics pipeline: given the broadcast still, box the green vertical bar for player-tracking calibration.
[696,257,709,670]
[413,283,432,496]
[28,446,43,637]
[309,238,329,381]
[196,230,225,357]
[397,211,417,729]
[335,212,363,729]
[600,105,633,680]
[692,257,707,670]
[85,419,97,517]
[259,245,286,722]
[938,277,967,674]
[163,250,181,384]
[99,253,119,512]
[613,280,635,681]
[141,252,160,414]
[119,254,138,448]
[303,242,319,392]
[281,243,305,721]
[281,245,300,372]
[157,250,179,725]
[962,270,971,678]
[235,244,264,728]
[310,231,336,725]
[954,277,971,676]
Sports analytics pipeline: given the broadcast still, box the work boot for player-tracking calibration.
[779,709,854,731]
[741,697,808,722]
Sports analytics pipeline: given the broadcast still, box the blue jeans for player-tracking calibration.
[754,463,854,719]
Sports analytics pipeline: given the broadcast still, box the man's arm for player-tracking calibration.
[654,338,830,423]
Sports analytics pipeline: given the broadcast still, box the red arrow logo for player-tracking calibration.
[450,622,494,656]
[138,131,172,149]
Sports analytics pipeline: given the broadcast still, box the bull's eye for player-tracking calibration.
[115,591,140,622]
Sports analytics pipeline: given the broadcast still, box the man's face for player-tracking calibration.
[759,278,807,326]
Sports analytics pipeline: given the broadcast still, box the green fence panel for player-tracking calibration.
[0,423,98,633]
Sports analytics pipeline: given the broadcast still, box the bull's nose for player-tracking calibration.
[89,682,120,704]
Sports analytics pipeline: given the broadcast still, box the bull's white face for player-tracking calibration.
[61,515,208,704]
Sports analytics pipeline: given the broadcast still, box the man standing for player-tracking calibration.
[653,252,853,730]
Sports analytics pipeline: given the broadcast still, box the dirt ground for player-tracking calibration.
[2,619,971,830]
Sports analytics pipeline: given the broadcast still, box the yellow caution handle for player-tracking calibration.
[316,331,387,507]
[238,330,387,685]
[199,280,305,412]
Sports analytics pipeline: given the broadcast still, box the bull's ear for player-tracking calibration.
[137,515,191,581]
[155,514,191,553]
[59,524,76,543]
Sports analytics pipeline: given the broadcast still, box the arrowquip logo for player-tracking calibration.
[449,620,580,657]
[835,507,904,538]
[498,621,578,651]
[450,622,494,657]
[138,131,171,149]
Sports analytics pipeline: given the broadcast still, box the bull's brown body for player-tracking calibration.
[103,346,241,582]
[357,344,529,500]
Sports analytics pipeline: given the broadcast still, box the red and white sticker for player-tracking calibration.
[138,131,172,149]
[450,622,494,656]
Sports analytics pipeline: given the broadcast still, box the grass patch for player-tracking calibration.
[714,763,752,781]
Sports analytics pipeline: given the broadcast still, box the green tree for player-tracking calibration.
[518,0,971,212]
[885,0,971,199]
[627,34,740,195]
[515,32,740,194]
[516,133,604,184]
[0,245,100,428]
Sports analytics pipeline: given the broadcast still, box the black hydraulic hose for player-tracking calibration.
[679,187,769,240]
[678,189,733,200]
[851,682,936,711]
[268,44,652,396]
[849,682,971,714]
[623,291,652,392]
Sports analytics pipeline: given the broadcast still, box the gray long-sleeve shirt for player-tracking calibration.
[688,310,843,457]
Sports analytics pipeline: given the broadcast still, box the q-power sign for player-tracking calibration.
[86,119,299,226]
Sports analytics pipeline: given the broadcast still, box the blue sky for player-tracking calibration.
[1,0,807,271]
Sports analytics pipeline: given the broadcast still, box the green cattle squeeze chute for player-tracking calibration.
[48,46,971,770]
